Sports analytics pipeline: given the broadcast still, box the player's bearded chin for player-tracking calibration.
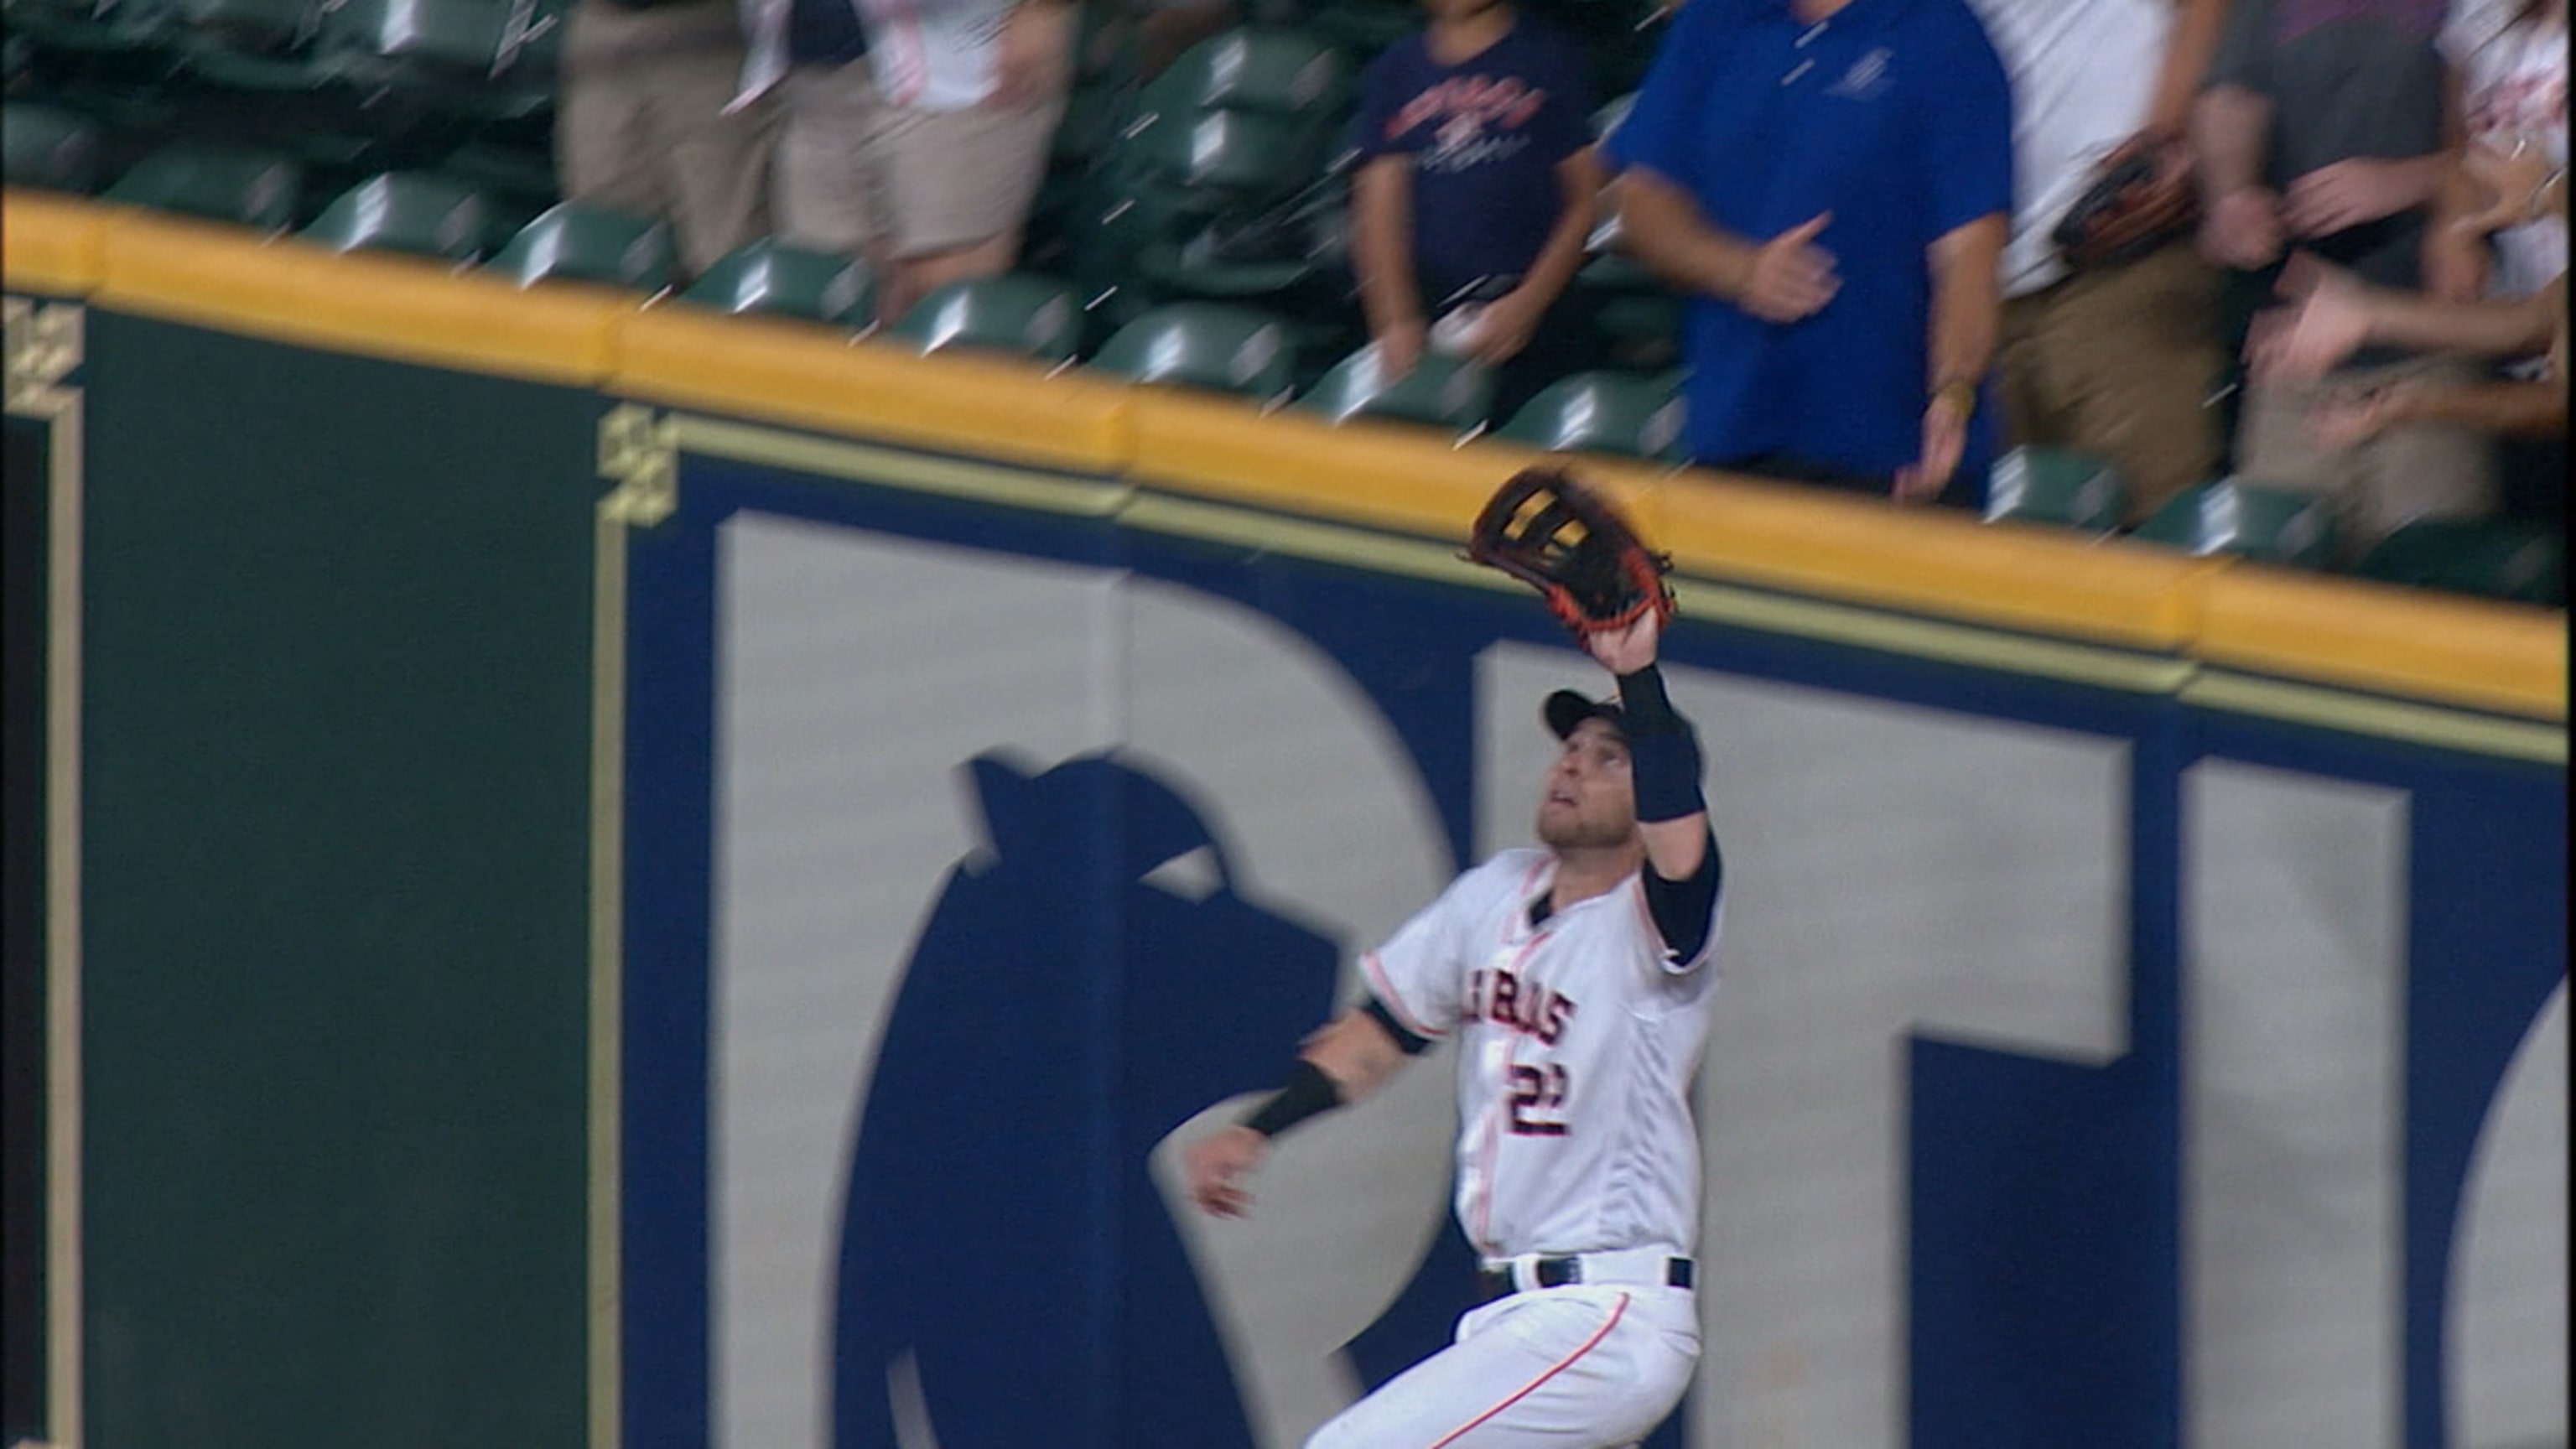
[1535,797,1637,851]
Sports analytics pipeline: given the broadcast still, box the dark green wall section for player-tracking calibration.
[77,314,600,1448]
[5,415,53,1443]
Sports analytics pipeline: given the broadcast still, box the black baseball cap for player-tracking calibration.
[1544,689,1626,740]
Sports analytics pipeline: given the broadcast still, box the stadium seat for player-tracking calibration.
[1140,26,1348,117]
[1088,302,1297,400]
[1296,344,1493,432]
[486,202,674,291]
[100,143,304,229]
[2130,476,2338,568]
[1493,371,1686,461]
[2350,517,2565,606]
[298,171,491,259]
[882,273,1084,363]
[678,238,876,328]
[1113,106,1322,208]
[304,0,558,115]
[1983,445,2129,532]
[2,102,106,192]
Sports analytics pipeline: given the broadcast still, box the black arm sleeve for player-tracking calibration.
[1363,995,1435,1056]
[1641,825,1722,965]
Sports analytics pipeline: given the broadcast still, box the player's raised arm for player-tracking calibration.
[1585,612,1709,884]
[1182,1005,1414,1219]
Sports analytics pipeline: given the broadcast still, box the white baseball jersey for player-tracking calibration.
[1361,847,1722,1260]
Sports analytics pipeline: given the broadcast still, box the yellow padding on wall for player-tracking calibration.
[1127,389,1505,538]
[1,189,111,295]
[2199,568,2568,720]
[616,306,1130,473]
[1654,478,2215,650]
[94,217,624,384]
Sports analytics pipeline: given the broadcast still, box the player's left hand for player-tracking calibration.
[1182,1124,1270,1218]
[1893,388,1968,505]
[1583,610,1661,676]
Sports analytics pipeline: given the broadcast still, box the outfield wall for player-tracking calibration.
[5,192,2564,1449]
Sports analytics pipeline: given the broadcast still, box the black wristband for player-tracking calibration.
[1615,663,1683,735]
[1617,664,1705,823]
[1240,1058,1343,1139]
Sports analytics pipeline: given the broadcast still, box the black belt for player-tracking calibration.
[1476,1254,1695,1302]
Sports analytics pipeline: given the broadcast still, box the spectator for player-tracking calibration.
[2250,252,2566,449]
[557,0,781,279]
[2437,0,2566,519]
[1348,0,1604,423]
[735,0,1076,325]
[1970,0,2234,527]
[2433,0,2567,304]
[2194,0,2495,553]
[1606,0,2015,507]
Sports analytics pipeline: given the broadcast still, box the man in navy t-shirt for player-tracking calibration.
[1605,0,2013,506]
[1347,0,1604,423]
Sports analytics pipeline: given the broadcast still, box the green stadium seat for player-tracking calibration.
[1140,26,1348,117]
[1296,344,1493,432]
[1088,302,1296,400]
[1114,106,1322,207]
[299,171,491,259]
[882,273,1084,363]
[1494,371,1686,461]
[1983,445,2129,532]
[100,143,303,229]
[2350,518,2565,606]
[3,102,106,192]
[2130,476,2338,568]
[678,239,875,328]
[486,202,674,290]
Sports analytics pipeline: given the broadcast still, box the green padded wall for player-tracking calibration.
[76,311,600,1448]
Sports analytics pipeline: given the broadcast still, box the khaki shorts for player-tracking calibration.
[775,62,1064,259]
[1997,242,2230,526]
[2234,355,2498,558]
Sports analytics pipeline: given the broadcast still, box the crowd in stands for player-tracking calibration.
[3,0,2566,602]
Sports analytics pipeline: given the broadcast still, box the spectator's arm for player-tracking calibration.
[2193,82,2273,201]
[2426,59,2492,299]
[1472,145,1607,366]
[1612,165,1763,304]
[2316,374,2568,446]
[1352,154,1428,373]
[2366,278,2566,359]
[2147,0,2231,139]
[1925,212,2006,398]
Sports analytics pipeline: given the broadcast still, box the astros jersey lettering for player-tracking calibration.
[1362,847,1722,1260]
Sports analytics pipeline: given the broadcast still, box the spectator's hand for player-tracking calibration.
[2246,257,2371,382]
[992,0,1074,109]
[1738,212,1839,323]
[2283,158,2428,237]
[2458,131,2558,235]
[1374,316,1428,379]
[2309,378,2418,452]
[1468,287,1545,366]
[1892,387,1969,504]
[2202,185,2287,269]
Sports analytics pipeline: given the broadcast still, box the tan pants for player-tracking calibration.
[1998,242,2230,527]
[2235,356,2497,560]
[555,0,780,277]
[774,62,1064,262]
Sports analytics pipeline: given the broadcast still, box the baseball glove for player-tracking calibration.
[1462,465,1675,637]
[2052,142,2199,271]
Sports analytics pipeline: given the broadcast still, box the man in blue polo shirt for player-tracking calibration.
[1604,0,2013,507]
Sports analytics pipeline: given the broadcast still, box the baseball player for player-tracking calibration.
[1183,610,1720,1447]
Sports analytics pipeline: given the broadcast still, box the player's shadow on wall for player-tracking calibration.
[830,750,1342,1449]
